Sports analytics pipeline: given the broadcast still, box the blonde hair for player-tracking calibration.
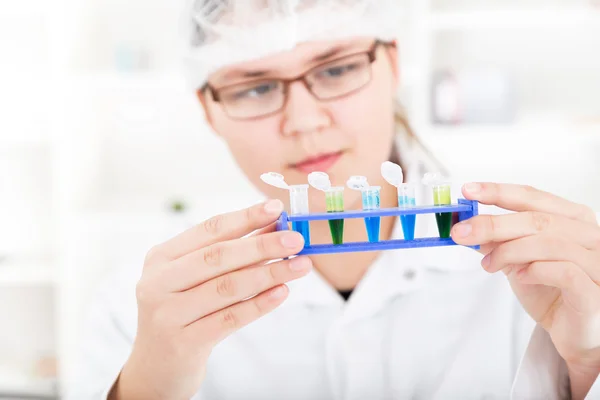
[392,101,448,177]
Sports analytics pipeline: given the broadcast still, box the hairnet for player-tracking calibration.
[180,0,403,90]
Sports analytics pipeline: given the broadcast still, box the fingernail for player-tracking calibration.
[264,199,284,215]
[453,222,472,238]
[481,254,491,270]
[281,232,304,248]
[269,285,287,299]
[464,183,481,194]
[289,257,312,272]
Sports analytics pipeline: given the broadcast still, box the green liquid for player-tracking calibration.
[433,185,452,239]
[325,189,345,245]
[435,212,452,238]
[328,215,345,245]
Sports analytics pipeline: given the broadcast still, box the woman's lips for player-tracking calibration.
[293,151,343,174]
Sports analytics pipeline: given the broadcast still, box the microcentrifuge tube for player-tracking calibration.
[381,161,417,241]
[325,187,345,245]
[260,172,311,245]
[397,184,416,240]
[309,172,346,245]
[347,176,381,243]
[423,173,453,239]
[433,184,452,238]
[289,185,311,246]
[361,186,381,243]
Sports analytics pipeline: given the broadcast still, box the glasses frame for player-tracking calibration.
[201,40,393,120]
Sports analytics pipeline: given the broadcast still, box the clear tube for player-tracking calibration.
[325,187,345,245]
[325,187,345,212]
[361,186,381,210]
[433,184,451,206]
[361,186,381,243]
[289,185,309,215]
[432,184,452,238]
[397,184,416,240]
[289,184,310,246]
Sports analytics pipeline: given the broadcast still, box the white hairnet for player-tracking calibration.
[180,0,403,90]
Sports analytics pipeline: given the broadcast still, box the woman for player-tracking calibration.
[70,1,600,399]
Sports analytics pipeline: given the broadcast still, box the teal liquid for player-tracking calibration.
[400,214,416,240]
[364,216,381,243]
[292,221,310,247]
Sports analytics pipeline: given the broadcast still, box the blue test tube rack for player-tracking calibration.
[276,198,480,255]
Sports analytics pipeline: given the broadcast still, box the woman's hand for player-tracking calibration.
[110,200,311,400]
[451,183,600,400]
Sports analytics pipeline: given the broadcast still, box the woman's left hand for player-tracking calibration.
[450,183,600,397]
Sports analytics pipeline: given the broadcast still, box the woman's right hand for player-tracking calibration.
[109,199,311,400]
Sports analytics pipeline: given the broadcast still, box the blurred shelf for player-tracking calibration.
[0,140,53,151]
[417,121,600,158]
[0,134,53,151]
[430,9,600,31]
[0,378,57,400]
[1,0,49,16]
[0,261,56,287]
[419,117,600,137]
[66,70,187,90]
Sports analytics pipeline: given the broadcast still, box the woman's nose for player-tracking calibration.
[281,81,332,137]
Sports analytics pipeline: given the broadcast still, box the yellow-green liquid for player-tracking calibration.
[433,185,452,238]
[325,190,345,245]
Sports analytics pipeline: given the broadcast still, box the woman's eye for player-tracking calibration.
[320,63,359,78]
[234,82,277,99]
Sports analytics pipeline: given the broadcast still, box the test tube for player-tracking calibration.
[361,186,381,243]
[397,184,417,240]
[433,183,452,238]
[325,187,345,245]
[289,184,311,246]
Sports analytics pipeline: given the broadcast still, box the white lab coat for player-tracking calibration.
[67,207,600,400]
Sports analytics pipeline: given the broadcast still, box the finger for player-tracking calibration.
[515,261,599,314]
[500,263,528,277]
[171,257,312,325]
[240,223,280,268]
[146,199,285,264]
[452,211,600,250]
[183,284,290,347]
[462,183,597,225]
[247,222,278,238]
[479,242,498,256]
[481,235,600,282]
[163,230,305,292]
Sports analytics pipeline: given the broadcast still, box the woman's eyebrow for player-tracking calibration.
[310,45,348,63]
[221,69,272,82]
[219,43,359,83]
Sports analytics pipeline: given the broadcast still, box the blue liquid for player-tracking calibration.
[364,216,381,243]
[400,215,416,240]
[361,188,381,243]
[398,195,417,241]
[292,221,310,246]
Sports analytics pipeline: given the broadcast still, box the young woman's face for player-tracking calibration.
[200,37,400,211]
